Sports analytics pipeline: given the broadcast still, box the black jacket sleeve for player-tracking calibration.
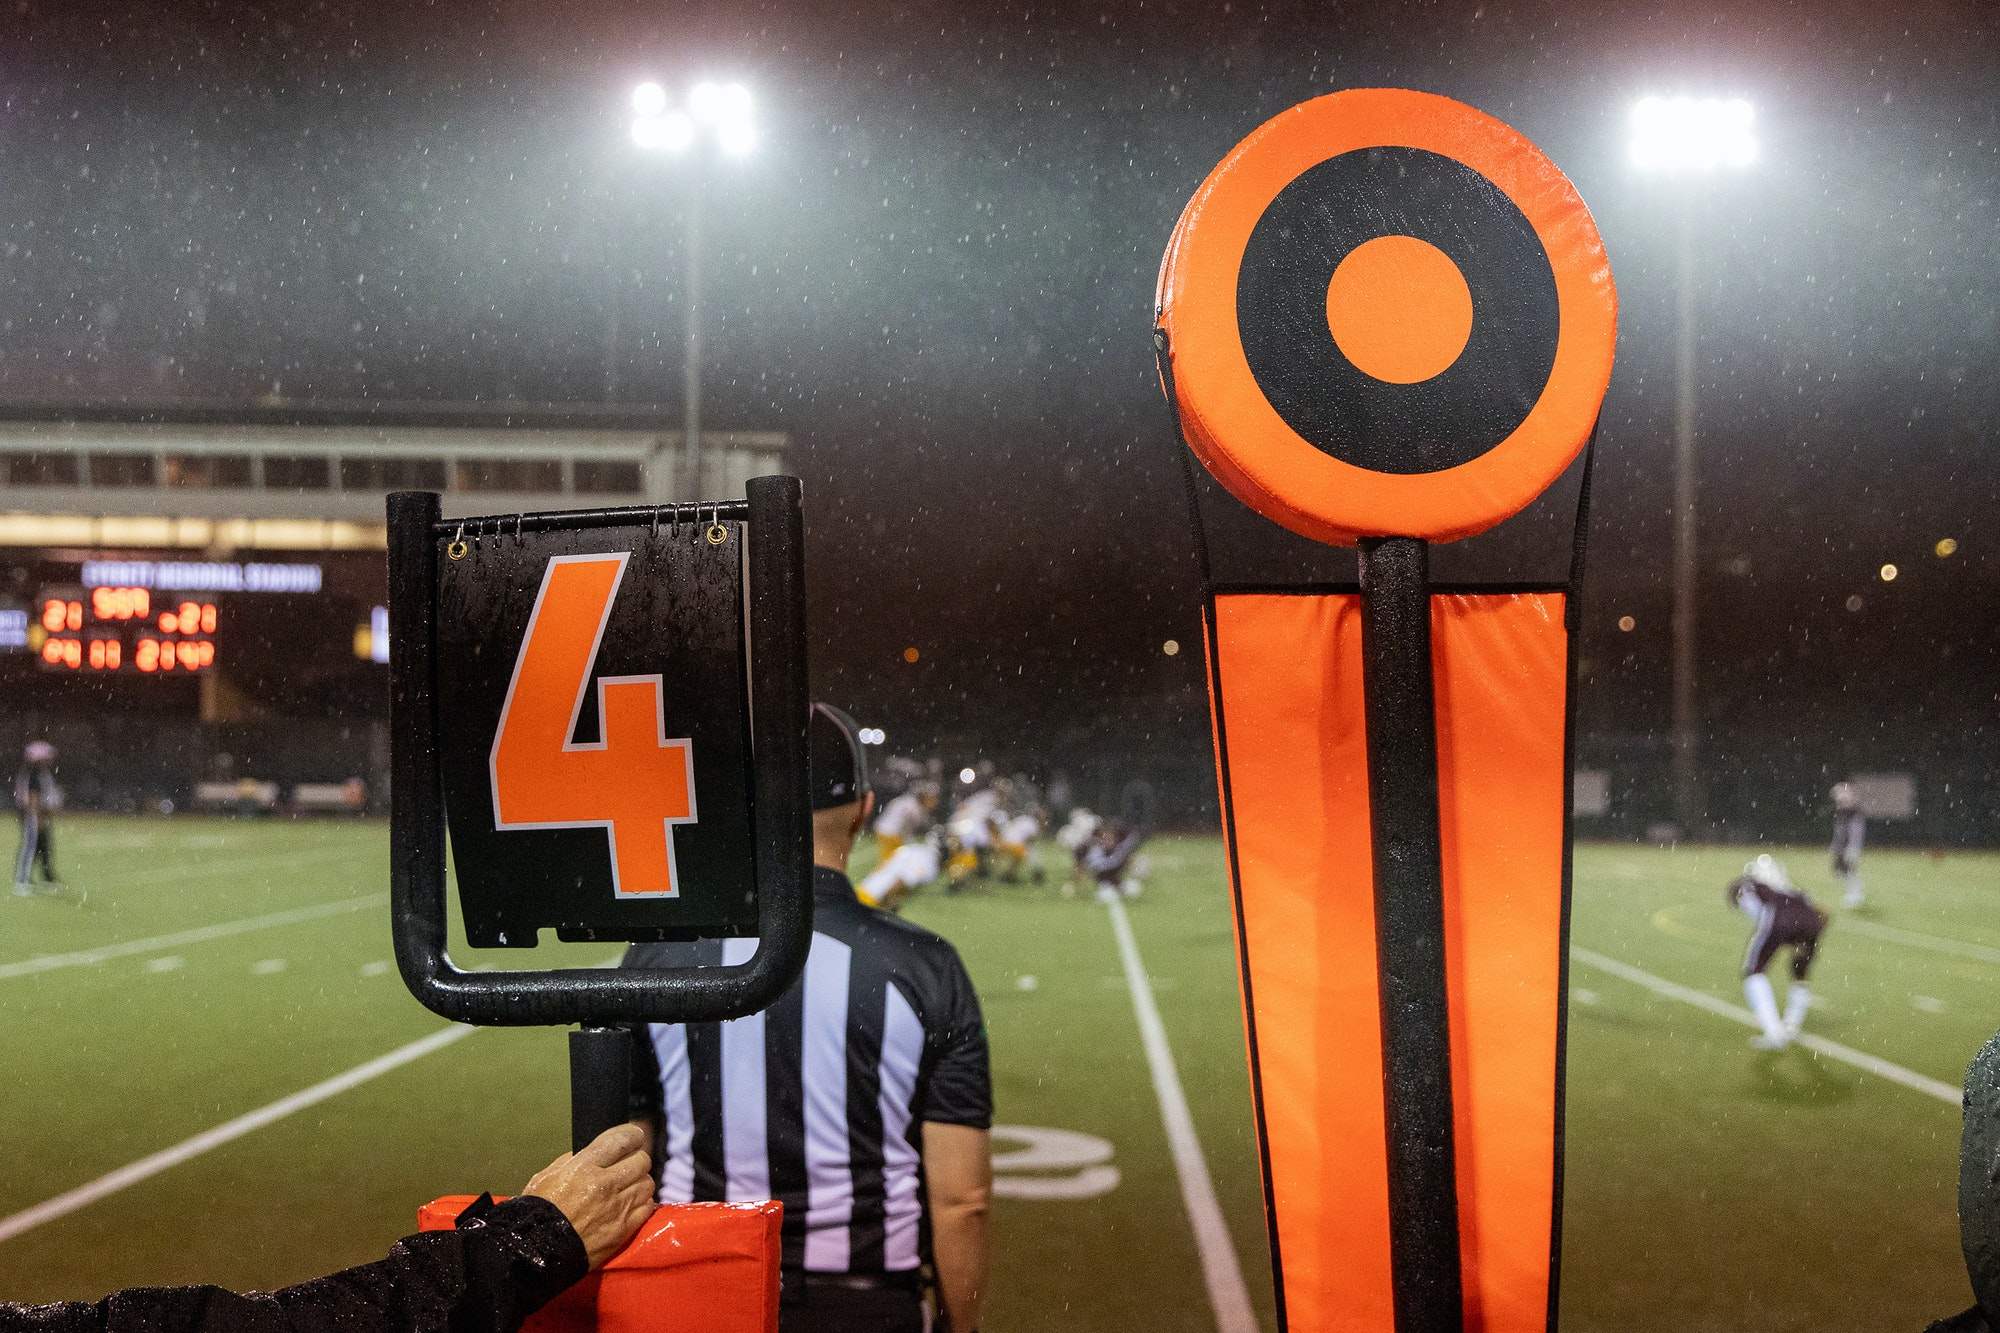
[0,1195,588,1333]
[1926,1310,1992,1333]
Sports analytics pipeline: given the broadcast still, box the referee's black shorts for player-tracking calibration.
[779,1271,924,1333]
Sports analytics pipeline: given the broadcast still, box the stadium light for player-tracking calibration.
[1630,96,1756,172]
[1627,94,1758,836]
[634,81,754,159]
[959,768,976,785]
[632,110,695,154]
[625,79,758,504]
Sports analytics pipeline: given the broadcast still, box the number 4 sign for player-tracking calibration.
[420,497,774,952]
[491,554,697,898]
[386,478,813,1030]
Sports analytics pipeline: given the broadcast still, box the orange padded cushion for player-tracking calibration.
[419,1195,782,1333]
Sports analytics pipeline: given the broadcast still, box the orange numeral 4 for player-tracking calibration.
[489,554,696,897]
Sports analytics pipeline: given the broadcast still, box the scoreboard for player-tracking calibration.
[34,585,219,674]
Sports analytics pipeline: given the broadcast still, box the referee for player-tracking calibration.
[624,704,993,1333]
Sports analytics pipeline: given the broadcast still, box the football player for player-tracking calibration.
[990,808,1045,883]
[1054,807,1102,898]
[945,785,1003,886]
[1727,854,1829,1050]
[872,781,937,862]
[1830,781,1866,908]
[857,830,944,912]
[1082,819,1146,905]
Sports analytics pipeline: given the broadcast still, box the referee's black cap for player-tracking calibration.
[808,703,870,811]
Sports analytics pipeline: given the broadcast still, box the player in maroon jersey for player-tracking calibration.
[1831,781,1867,908]
[1727,854,1830,1050]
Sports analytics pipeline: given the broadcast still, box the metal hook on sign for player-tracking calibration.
[705,513,728,547]
[513,514,525,546]
[447,523,468,561]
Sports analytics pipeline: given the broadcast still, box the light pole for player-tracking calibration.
[1629,95,1756,836]
[630,80,756,500]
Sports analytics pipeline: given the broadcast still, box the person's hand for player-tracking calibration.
[522,1123,656,1270]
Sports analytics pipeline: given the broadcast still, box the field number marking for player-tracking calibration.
[490,554,696,898]
[1107,897,1259,1333]
[1571,947,1962,1106]
[1648,905,1703,941]
[990,1125,1120,1200]
[0,1024,476,1246]
[0,893,388,982]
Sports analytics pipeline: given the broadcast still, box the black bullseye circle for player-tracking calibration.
[1236,147,1560,476]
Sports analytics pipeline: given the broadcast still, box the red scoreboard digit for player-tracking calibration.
[34,585,219,674]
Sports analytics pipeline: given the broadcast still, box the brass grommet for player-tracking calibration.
[705,522,728,546]
[447,524,468,561]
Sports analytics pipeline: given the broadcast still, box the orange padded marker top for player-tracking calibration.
[420,1196,783,1333]
[1158,88,1617,546]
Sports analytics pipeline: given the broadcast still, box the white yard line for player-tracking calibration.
[63,848,363,896]
[1571,947,1962,1107]
[0,893,389,981]
[0,1024,476,1245]
[1107,898,1260,1333]
[1839,918,2000,967]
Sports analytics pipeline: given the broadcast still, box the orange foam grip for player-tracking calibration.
[419,1196,783,1333]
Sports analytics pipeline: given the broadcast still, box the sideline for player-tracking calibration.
[1840,918,2000,967]
[0,1024,476,1245]
[1571,947,1962,1107]
[1106,898,1260,1333]
[0,893,390,981]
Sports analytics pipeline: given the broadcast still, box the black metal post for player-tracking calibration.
[387,490,449,1004]
[569,1027,634,1155]
[1357,535,1464,1333]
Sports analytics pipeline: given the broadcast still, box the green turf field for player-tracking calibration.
[0,817,1994,1331]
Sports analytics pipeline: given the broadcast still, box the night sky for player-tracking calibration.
[0,1,1993,835]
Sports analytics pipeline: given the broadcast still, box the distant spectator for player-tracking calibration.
[13,740,61,896]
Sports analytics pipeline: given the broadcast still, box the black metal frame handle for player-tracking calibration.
[385,474,814,1027]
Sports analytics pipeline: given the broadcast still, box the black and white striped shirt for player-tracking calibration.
[624,867,990,1275]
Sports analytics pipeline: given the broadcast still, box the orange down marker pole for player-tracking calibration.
[1156,89,1617,1333]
